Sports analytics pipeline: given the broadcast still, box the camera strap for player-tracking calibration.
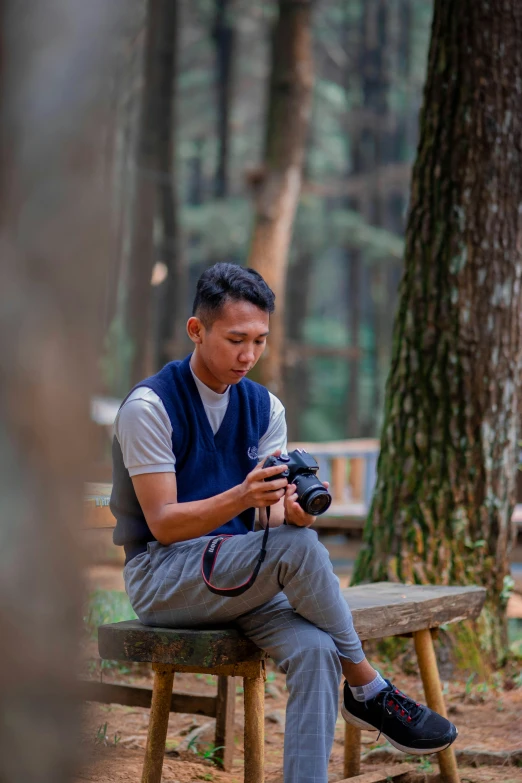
[201,509,271,597]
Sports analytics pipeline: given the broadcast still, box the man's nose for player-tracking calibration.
[239,347,255,363]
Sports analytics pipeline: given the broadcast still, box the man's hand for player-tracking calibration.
[239,460,289,508]
[283,480,330,527]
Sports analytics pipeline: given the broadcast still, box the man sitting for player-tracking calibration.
[111,263,457,783]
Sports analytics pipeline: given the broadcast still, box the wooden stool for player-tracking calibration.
[98,623,266,783]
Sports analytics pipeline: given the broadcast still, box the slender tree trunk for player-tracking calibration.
[0,2,118,780]
[347,248,362,437]
[285,250,313,440]
[213,0,235,199]
[353,0,522,664]
[153,0,188,367]
[247,0,314,396]
[125,0,165,385]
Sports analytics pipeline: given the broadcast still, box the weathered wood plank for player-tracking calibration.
[345,582,486,641]
[98,623,265,666]
[79,679,216,717]
[98,585,486,665]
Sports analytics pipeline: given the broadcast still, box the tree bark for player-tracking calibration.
[125,0,165,385]
[353,0,522,663]
[247,0,314,397]
[0,2,119,780]
[213,0,235,199]
[347,248,362,437]
[285,250,313,440]
[153,0,189,368]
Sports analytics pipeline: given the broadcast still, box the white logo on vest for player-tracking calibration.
[247,446,258,460]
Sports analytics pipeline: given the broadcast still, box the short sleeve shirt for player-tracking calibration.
[115,367,287,477]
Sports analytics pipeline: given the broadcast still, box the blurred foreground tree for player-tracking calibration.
[248,0,314,396]
[354,0,522,664]
[0,1,120,781]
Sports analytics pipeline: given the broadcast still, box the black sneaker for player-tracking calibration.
[341,680,457,755]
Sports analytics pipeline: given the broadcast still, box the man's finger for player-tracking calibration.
[257,464,289,480]
[259,477,288,491]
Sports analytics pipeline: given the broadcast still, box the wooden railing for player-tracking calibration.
[84,438,522,532]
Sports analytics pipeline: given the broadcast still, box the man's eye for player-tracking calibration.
[229,339,242,344]
[255,340,265,345]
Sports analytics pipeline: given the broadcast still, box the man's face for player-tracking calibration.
[189,299,269,390]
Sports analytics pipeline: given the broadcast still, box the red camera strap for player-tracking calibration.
[201,510,271,597]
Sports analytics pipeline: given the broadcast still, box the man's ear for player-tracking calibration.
[187,316,205,344]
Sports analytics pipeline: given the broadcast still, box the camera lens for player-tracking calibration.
[306,490,332,515]
[293,474,332,516]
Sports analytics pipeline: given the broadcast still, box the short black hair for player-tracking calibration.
[192,263,275,326]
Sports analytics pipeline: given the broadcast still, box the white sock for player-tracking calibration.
[349,672,387,703]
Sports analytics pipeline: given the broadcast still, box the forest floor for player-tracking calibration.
[77,650,522,783]
[77,538,522,783]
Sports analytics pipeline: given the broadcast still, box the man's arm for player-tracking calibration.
[132,462,289,545]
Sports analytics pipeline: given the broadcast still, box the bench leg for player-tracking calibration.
[243,667,265,783]
[343,722,361,777]
[413,629,460,783]
[142,663,175,783]
[214,675,235,771]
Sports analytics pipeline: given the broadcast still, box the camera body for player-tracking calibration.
[262,449,332,516]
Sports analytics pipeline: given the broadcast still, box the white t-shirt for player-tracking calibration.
[115,366,287,477]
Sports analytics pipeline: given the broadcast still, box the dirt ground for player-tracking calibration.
[78,540,522,783]
[78,628,522,783]
[78,659,522,783]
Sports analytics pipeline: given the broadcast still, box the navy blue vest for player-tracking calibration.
[111,354,271,563]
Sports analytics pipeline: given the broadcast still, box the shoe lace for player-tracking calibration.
[371,687,424,739]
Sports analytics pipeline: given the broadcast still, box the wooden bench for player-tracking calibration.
[93,582,486,783]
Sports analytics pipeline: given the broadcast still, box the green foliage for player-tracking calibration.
[95,722,121,746]
[100,312,133,398]
[83,589,137,640]
[187,735,225,766]
[182,199,252,262]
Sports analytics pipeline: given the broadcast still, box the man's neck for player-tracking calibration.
[190,351,228,394]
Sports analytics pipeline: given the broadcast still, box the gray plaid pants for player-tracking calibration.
[124,525,365,783]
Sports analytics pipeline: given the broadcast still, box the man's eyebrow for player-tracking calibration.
[228,329,269,337]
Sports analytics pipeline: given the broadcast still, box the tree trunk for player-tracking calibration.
[153,0,189,368]
[353,0,522,664]
[0,2,119,780]
[212,0,235,199]
[347,248,361,437]
[125,0,165,385]
[285,250,313,440]
[247,0,314,397]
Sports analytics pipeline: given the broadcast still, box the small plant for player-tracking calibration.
[464,672,476,697]
[200,744,225,761]
[95,722,108,745]
[187,737,225,765]
[416,757,434,773]
[94,722,121,746]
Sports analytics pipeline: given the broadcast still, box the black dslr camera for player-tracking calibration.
[263,449,332,516]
